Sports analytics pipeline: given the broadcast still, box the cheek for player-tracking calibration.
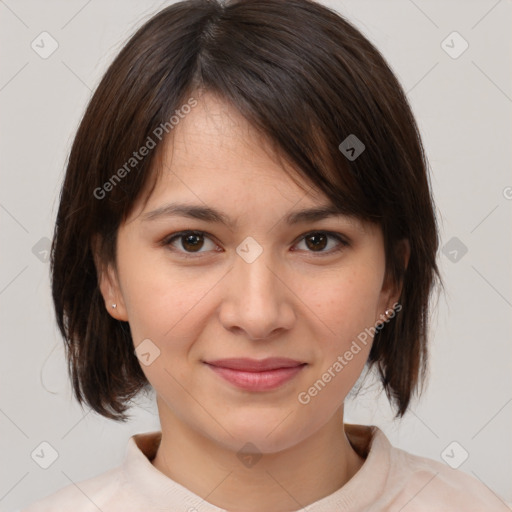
[304,264,385,339]
[294,271,380,419]
[124,276,211,341]
[296,262,384,395]
[117,246,224,351]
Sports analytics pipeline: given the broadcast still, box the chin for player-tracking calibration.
[206,408,313,454]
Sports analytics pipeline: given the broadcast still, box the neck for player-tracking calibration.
[151,402,365,511]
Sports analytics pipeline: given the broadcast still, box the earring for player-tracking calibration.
[112,304,117,309]
[384,308,394,317]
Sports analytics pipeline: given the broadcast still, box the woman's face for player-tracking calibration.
[100,93,400,453]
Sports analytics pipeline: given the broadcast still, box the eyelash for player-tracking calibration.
[161,230,349,259]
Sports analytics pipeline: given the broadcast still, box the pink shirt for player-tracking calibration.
[21,424,508,511]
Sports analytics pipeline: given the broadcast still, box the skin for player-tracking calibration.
[98,92,406,511]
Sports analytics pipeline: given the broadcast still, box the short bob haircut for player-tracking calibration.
[51,0,440,422]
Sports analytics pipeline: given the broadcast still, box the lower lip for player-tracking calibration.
[206,364,306,391]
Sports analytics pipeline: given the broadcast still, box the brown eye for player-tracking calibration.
[293,231,348,255]
[163,230,218,255]
[304,233,328,251]
[181,233,204,252]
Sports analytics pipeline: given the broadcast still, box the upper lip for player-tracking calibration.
[204,358,305,372]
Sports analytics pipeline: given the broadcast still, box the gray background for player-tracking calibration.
[1,0,511,510]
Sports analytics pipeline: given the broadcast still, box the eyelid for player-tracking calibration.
[292,230,349,245]
[291,230,349,255]
[161,230,221,256]
[161,229,349,258]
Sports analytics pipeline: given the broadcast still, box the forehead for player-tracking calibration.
[126,93,376,242]
[130,93,330,218]
[169,94,308,186]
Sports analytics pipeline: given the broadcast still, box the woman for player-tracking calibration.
[22,0,506,510]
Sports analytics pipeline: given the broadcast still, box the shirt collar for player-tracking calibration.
[122,424,390,511]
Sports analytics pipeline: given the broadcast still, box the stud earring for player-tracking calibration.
[112,304,117,309]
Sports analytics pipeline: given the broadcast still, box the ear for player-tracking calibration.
[377,239,410,317]
[92,235,128,322]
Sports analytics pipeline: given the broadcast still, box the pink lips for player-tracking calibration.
[204,358,306,391]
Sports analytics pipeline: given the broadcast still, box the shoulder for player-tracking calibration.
[379,434,508,511]
[20,466,124,512]
[20,432,162,512]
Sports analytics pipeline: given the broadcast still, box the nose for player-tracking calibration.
[218,248,296,341]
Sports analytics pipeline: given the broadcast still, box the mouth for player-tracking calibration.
[203,358,307,391]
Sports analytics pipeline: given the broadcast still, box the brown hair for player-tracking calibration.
[51,0,440,421]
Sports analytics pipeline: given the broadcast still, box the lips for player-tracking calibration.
[204,358,307,391]
[204,357,305,372]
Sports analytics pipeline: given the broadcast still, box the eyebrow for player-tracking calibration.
[141,202,349,227]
